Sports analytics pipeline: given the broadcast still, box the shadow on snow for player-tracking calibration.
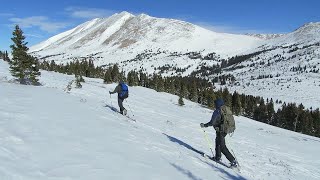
[163,133,247,180]
[170,163,203,180]
[104,104,119,113]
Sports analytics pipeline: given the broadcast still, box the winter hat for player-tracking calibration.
[214,98,224,108]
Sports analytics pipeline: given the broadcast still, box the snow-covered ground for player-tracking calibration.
[1,60,320,180]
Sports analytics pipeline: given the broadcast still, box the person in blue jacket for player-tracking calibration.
[109,81,129,115]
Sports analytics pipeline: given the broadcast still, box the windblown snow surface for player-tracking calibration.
[1,60,320,180]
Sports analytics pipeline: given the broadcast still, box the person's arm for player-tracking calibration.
[201,109,221,128]
[109,85,119,94]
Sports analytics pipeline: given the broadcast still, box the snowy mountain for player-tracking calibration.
[29,11,262,65]
[217,22,320,109]
[1,60,320,180]
[28,12,320,109]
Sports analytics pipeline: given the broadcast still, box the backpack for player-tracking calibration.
[119,83,129,99]
[220,106,236,134]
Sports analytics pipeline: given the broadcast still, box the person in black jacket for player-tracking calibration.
[200,98,238,167]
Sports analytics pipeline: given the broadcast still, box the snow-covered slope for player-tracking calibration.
[267,22,320,46]
[216,22,320,109]
[245,33,284,40]
[1,61,320,180]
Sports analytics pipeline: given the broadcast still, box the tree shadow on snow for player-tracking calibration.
[170,163,203,180]
[163,133,247,180]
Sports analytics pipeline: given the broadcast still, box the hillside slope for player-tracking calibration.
[1,61,320,180]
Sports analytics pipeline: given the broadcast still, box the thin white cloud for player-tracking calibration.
[194,21,271,34]
[65,7,116,19]
[0,13,14,17]
[9,16,67,33]
[25,33,44,38]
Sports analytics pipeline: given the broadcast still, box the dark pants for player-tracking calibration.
[215,131,235,163]
[117,97,125,113]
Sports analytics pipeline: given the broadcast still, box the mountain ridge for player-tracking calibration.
[28,12,320,109]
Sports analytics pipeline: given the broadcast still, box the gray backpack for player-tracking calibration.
[220,106,236,134]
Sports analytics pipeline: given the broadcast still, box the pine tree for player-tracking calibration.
[232,91,241,115]
[111,64,120,82]
[178,94,185,106]
[104,69,112,83]
[157,75,165,92]
[311,108,320,137]
[75,74,82,88]
[189,81,198,102]
[253,98,267,122]
[222,87,232,107]
[295,103,305,132]
[0,51,3,60]
[5,51,9,61]
[180,83,189,98]
[9,25,40,85]
[266,98,275,124]
[207,88,216,109]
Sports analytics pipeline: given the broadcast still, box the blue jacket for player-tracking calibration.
[204,108,222,128]
[204,98,224,128]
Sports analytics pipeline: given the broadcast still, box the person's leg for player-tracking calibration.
[118,97,124,114]
[220,133,235,163]
[215,131,222,161]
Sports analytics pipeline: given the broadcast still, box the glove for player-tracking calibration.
[200,123,205,128]
[109,91,112,94]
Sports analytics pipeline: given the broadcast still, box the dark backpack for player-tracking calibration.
[220,106,236,134]
[119,83,129,99]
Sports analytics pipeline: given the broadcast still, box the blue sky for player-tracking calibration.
[1,0,319,51]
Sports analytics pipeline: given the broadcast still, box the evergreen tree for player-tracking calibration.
[178,94,185,106]
[189,81,198,102]
[157,76,165,92]
[180,83,189,98]
[9,25,40,85]
[111,64,120,82]
[282,103,298,130]
[311,108,320,137]
[295,103,305,132]
[103,69,112,83]
[222,87,232,107]
[232,91,242,115]
[301,110,313,135]
[266,98,275,124]
[75,74,82,88]
[5,51,10,61]
[253,98,267,122]
[207,88,216,109]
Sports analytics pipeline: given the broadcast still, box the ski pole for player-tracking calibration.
[125,99,134,117]
[201,128,214,158]
[226,135,241,168]
[110,93,113,107]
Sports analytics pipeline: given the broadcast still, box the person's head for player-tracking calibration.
[119,80,124,84]
[214,98,224,109]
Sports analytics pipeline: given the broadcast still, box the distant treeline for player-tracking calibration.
[39,59,320,138]
[0,50,10,61]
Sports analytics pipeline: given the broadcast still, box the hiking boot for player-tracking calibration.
[123,109,127,115]
[213,156,221,162]
[230,160,238,168]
